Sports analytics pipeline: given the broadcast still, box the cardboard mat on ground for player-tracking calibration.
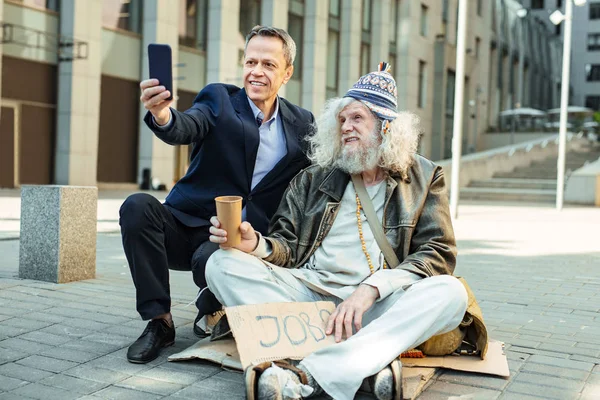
[170,302,509,398]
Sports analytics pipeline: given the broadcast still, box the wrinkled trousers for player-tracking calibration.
[206,249,467,400]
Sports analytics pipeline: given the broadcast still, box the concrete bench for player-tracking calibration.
[19,185,98,283]
[565,159,600,206]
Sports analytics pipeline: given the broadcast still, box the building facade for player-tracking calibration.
[0,0,564,189]
[521,0,600,112]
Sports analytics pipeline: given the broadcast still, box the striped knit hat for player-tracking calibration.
[344,62,398,122]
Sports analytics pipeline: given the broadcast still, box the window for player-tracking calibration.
[179,0,208,49]
[197,0,208,50]
[326,30,340,98]
[288,14,304,80]
[179,0,196,47]
[102,0,141,33]
[446,70,455,115]
[360,44,370,75]
[588,33,600,51]
[475,36,480,59]
[420,4,428,37]
[329,0,340,16]
[389,0,399,76]
[531,0,544,9]
[11,0,59,11]
[327,0,341,98]
[477,0,482,17]
[591,3,600,19]
[444,69,456,159]
[362,0,372,32]
[360,0,372,75]
[418,61,426,108]
[441,0,448,34]
[287,0,304,105]
[239,0,261,39]
[389,0,399,43]
[586,96,600,111]
[585,64,600,81]
[455,4,459,39]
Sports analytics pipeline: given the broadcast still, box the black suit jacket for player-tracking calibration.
[144,83,313,234]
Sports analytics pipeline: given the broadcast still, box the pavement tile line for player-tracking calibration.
[2,203,600,399]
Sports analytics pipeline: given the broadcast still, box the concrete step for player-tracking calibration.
[494,165,587,179]
[468,178,557,190]
[494,171,560,179]
[527,155,600,168]
[460,187,555,203]
[531,159,600,168]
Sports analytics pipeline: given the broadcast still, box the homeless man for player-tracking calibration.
[205,63,468,400]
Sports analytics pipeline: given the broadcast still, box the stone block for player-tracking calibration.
[565,159,600,206]
[19,185,97,283]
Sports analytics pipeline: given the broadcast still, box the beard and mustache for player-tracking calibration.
[334,129,382,175]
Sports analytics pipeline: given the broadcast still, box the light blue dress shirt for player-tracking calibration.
[246,97,287,190]
[243,97,287,220]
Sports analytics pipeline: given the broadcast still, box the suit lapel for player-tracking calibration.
[279,100,300,162]
[232,89,260,189]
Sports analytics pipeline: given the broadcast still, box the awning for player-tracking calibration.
[499,108,547,117]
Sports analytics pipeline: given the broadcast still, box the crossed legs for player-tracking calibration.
[206,249,468,400]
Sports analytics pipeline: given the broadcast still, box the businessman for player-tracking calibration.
[121,26,314,364]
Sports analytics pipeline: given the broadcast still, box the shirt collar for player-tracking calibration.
[247,96,279,124]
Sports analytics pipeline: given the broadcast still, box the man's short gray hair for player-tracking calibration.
[245,25,297,67]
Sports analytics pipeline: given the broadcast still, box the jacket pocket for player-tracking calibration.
[383,220,416,262]
[383,219,416,229]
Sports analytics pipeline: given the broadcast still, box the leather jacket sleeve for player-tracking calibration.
[398,167,457,277]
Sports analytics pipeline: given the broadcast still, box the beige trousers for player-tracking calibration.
[206,249,468,400]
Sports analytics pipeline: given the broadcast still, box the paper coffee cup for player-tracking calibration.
[215,196,242,247]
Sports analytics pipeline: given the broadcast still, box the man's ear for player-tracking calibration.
[282,65,294,84]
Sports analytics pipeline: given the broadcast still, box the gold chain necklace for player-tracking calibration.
[355,192,387,274]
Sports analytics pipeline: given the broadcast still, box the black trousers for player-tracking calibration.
[119,193,221,320]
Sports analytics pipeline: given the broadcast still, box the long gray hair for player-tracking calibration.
[308,98,422,176]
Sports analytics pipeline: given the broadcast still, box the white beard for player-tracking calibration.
[335,133,381,174]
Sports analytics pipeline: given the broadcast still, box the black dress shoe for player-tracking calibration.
[127,319,175,364]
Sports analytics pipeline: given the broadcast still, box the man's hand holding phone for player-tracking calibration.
[140,79,172,126]
[143,43,174,126]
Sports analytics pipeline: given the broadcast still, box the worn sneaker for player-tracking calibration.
[257,362,319,400]
[372,365,394,400]
[361,360,402,400]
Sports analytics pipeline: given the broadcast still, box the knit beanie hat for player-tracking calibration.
[344,62,398,122]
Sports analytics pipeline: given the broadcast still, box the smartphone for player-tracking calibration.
[148,43,173,100]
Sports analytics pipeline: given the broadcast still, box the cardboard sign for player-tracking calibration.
[224,301,337,369]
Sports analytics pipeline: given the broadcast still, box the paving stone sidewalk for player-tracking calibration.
[0,201,599,399]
